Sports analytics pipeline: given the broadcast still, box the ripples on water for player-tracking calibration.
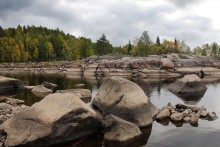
[1,73,220,147]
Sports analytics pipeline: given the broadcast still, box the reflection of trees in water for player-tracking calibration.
[130,78,175,98]
[13,90,42,106]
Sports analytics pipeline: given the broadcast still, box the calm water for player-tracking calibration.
[1,73,220,147]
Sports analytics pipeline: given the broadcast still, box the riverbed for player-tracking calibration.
[0,72,220,147]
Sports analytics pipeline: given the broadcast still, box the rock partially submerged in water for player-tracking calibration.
[74,83,85,88]
[104,114,142,143]
[41,81,57,89]
[168,74,207,99]
[92,77,158,127]
[0,97,24,105]
[0,76,27,89]
[24,86,35,90]
[31,85,53,97]
[2,93,102,147]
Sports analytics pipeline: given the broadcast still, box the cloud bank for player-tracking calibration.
[0,0,219,48]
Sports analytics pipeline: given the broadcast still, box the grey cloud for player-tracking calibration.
[167,0,204,8]
[0,0,219,48]
[0,0,33,13]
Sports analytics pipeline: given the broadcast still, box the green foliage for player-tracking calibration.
[94,34,112,55]
[127,40,132,55]
[137,31,152,56]
[156,36,161,46]
[0,25,99,62]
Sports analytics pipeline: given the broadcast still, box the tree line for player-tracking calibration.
[0,25,99,62]
[0,25,219,63]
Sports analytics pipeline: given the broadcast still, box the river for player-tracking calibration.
[0,72,220,147]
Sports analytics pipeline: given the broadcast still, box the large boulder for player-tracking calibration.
[31,85,53,97]
[2,93,102,147]
[168,74,207,99]
[92,77,158,127]
[0,76,27,89]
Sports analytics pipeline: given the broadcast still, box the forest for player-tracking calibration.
[0,25,219,63]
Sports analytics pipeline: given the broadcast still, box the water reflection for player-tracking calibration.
[0,73,220,147]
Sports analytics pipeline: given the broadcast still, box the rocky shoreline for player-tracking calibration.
[0,54,220,80]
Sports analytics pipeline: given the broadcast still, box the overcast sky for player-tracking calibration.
[0,0,219,48]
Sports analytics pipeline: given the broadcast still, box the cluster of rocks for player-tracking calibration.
[0,97,29,146]
[156,103,217,126]
[0,77,157,146]
[0,97,27,124]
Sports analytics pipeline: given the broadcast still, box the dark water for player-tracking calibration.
[1,73,220,147]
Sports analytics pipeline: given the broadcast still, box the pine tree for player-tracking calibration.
[156,36,161,46]
[127,40,132,55]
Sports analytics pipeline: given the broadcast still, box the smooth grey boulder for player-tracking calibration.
[168,74,207,99]
[31,85,53,97]
[41,81,57,89]
[92,77,158,127]
[104,114,141,143]
[0,76,27,89]
[2,93,102,147]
